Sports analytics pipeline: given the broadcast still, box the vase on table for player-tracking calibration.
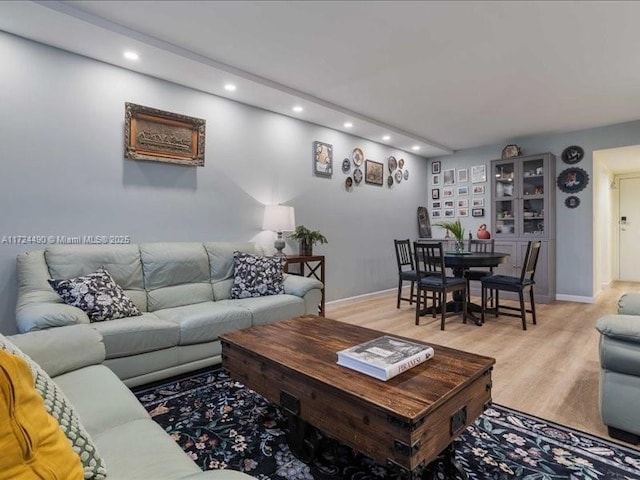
[454,239,465,254]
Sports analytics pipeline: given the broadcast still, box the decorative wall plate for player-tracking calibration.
[388,156,397,172]
[395,170,403,183]
[345,176,353,188]
[404,169,409,180]
[342,158,351,173]
[565,196,580,208]
[557,167,588,193]
[353,167,363,184]
[562,145,584,164]
[399,158,405,169]
[387,175,394,187]
[352,147,364,166]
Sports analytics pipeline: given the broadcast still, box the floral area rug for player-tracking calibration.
[133,368,640,479]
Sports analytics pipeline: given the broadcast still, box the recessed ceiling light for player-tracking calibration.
[123,51,139,61]
[412,145,421,151]
[224,83,237,92]
[344,122,353,128]
[292,106,303,113]
[382,135,391,141]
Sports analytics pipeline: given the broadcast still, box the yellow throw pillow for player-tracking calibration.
[0,349,83,480]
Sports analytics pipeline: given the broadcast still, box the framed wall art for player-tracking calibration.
[557,167,588,193]
[472,198,485,207]
[457,199,469,208]
[365,159,384,185]
[313,141,333,177]
[471,164,487,183]
[457,208,469,217]
[432,188,440,200]
[124,102,206,166]
[443,187,454,198]
[444,200,454,208]
[472,208,485,217]
[431,210,442,218]
[457,168,469,183]
[432,175,440,185]
[443,169,456,185]
[457,186,469,196]
[473,185,486,195]
[444,209,455,218]
[431,161,441,174]
[432,201,441,209]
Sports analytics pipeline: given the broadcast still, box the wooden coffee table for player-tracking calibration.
[220,315,495,479]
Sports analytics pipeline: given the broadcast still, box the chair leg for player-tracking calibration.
[440,291,446,331]
[495,290,500,317]
[519,291,527,330]
[415,288,421,325]
[409,281,415,305]
[433,291,438,318]
[481,286,486,324]
[397,279,402,309]
[530,287,537,325]
[462,288,467,324]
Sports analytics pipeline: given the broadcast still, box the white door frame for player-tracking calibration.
[617,174,640,281]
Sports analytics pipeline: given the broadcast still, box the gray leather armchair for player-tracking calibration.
[596,292,640,444]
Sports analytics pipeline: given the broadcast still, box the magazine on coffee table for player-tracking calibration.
[337,336,434,381]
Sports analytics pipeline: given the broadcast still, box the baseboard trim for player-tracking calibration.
[326,287,397,308]
[556,294,595,304]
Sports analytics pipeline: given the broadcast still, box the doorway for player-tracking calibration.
[619,177,640,282]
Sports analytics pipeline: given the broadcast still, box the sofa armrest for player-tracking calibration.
[596,314,640,343]
[8,324,105,377]
[16,303,90,333]
[618,292,640,316]
[283,273,323,297]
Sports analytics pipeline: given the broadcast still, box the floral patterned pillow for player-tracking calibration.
[48,268,142,322]
[230,252,286,299]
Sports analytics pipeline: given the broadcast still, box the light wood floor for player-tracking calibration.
[326,281,640,450]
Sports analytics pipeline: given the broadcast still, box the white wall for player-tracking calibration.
[0,32,429,334]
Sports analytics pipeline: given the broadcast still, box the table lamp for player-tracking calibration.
[263,205,295,256]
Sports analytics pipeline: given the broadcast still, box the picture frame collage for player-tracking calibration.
[430,161,486,220]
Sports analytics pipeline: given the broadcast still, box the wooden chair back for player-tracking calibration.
[413,242,446,281]
[394,239,414,273]
[520,241,542,283]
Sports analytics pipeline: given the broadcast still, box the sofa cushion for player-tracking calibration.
[49,268,142,322]
[141,243,214,311]
[91,313,179,359]
[0,334,107,479]
[45,245,146,312]
[204,242,262,300]
[0,350,84,480]
[230,252,286,299]
[218,294,305,326]
[155,302,252,345]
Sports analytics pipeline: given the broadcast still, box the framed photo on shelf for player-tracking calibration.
[457,199,468,208]
[443,169,456,185]
[431,161,441,174]
[443,187,454,198]
[444,209,455,218]
[444,200,454,208]
[457,186,469,196]
[471,164,487,183]
[432,175,440,185]
[472,208,485,217]
[432,201,441,209]
[472,198,485,207]
[457,168,468,183]
[473,185,485,195]
[431,209,442,218]
[431,188,440,200]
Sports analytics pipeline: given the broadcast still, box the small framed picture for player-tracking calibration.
[431,188,440,200]
[443,187,454,197]
[457,199,468,208]
[472,208,485,217]
[473,185,485,195]
[313,141,333,177]
[431,209,442,218]
[444,209,455,218]
[432,175,440,185]
[457,186,469,196]
[443,169,456,185]
[472,198,485,207]
[444,200,454,208]
[431,161,441,174]
[457,168,468,183]
[471,164,487,183]
[432,201,441,209]
[457,208,468,217]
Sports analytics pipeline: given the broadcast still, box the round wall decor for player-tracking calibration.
[352,148,364,166]
[353,167,363,184]
[404,169,409,180]
[387,175,394,187]
[565,196,580,208]
[388,156,397,172]
[345,176,353,188]
[561,145,584,164]
[341,158,351,173]
[557,167,588,194]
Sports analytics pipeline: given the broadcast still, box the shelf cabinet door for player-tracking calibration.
[492,159,518,237]
[520,157,547,238]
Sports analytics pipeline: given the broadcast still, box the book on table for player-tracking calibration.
[336,336,435,381]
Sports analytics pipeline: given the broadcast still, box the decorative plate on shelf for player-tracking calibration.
[353,167,363,184]
[557,167,588,194]
[404,169,409,180]
[345,176,353,188]
[399,158,405,169]
[342,158,351,173]
[562,145,584,164]
[352,148,364,166]
[395,170,403,183]
[387,175,394,187]
[388,156,397,172]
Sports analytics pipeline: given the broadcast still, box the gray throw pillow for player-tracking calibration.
[230,252,286,299]
[48,268,141,322]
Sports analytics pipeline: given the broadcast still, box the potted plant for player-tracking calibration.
[289,225,328,256]
[433,219,466,253]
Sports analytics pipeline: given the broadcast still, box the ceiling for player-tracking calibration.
[3,1,640,158]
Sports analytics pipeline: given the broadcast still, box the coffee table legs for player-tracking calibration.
[285,409,319,463]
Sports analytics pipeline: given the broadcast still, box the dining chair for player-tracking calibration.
[480,240,542,330]
[465,238,495,307]
[394,239,421,308]
[413,241,467,330]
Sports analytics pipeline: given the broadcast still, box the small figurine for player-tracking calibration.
[477,224,491,239]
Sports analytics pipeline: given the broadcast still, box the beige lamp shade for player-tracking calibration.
[262,205,296,232]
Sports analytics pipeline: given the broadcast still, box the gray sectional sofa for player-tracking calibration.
[16,241,323,387]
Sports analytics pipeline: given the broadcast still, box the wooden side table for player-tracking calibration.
[285,255,325,316]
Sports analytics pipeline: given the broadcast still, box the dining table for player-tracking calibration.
[418,249,510,326]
